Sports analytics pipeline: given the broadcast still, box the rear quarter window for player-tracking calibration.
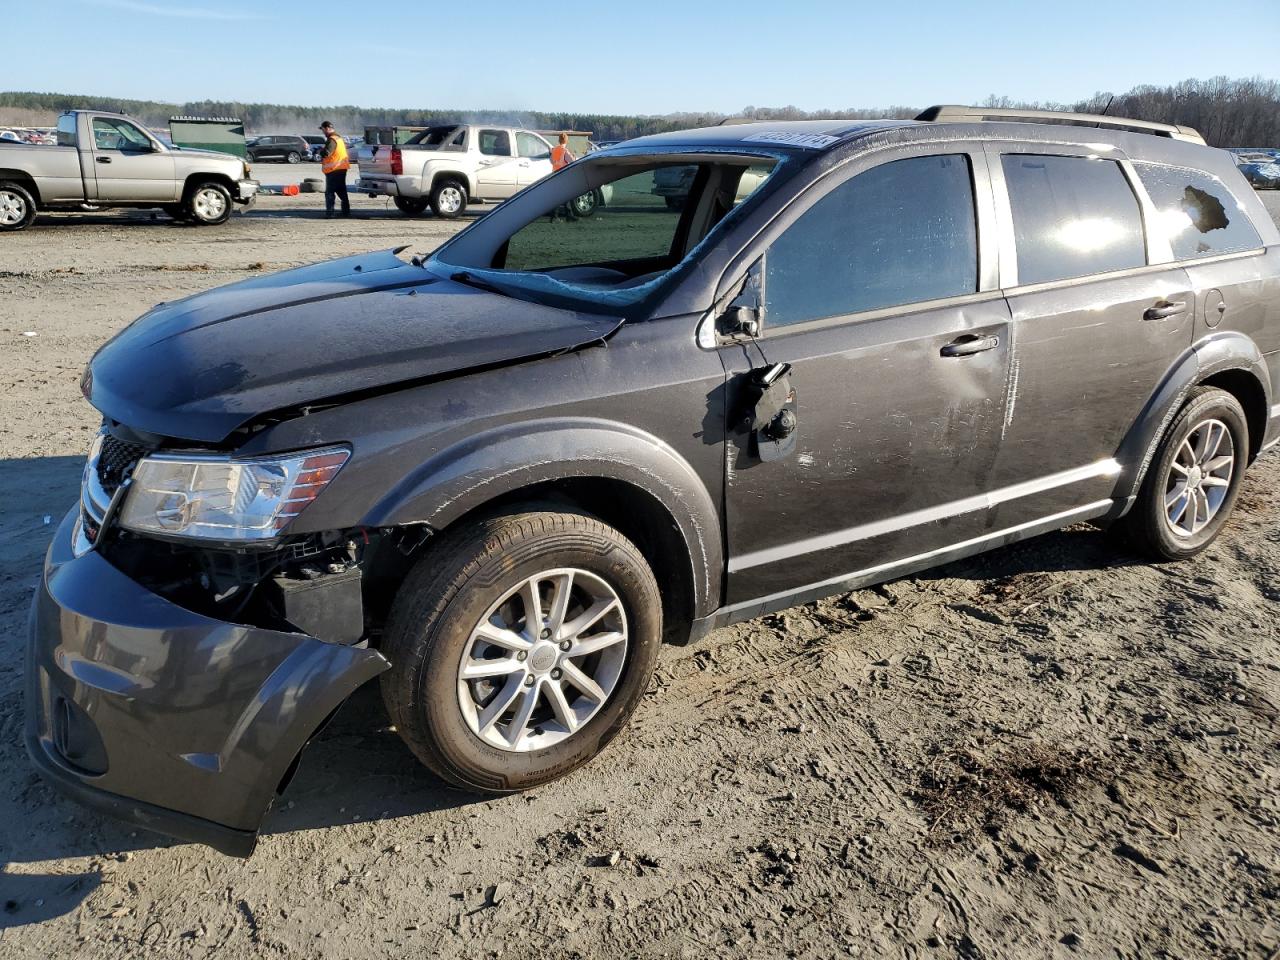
[1001,154,1147,285]
[1133,161,1262,260]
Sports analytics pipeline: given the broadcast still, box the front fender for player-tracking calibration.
[365,417,723,618]
[1112,330,1271,508]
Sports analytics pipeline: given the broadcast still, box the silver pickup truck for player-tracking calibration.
[354,124,555,218]
[0,110,258,231]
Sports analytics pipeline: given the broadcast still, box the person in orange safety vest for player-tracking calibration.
[319,121,350,218]
[548,133,578,221]
[550,132,575,171]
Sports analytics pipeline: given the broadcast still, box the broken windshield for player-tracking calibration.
[432,152,785,313]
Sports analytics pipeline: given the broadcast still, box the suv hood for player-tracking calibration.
[86,249,623,443]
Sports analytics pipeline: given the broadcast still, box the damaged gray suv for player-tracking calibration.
[27,106,1280,856]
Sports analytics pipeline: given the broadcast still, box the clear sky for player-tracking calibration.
[5,0,1278,115]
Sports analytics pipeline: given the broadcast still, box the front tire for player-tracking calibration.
[381,511,662,793]
[286,151,301,164]
[185,181,232,225]
[1118,386,1248,560]
[429,178,467,219]
[0,181,37,231]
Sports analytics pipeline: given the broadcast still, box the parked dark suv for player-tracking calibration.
[246,134,309,163]
[27,106,1280,856]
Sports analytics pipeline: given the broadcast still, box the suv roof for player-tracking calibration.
[621,107,1207,155]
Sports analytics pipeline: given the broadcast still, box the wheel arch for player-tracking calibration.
[428,169,472,197]
[181,171,235,201]
[364,418,724,640]
[1112,331,1271,509]
[0,170,42,205]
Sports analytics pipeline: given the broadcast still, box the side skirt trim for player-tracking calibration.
[728,459,1120,573]
[692,499,1115,639]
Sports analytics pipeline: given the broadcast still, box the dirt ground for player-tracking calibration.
[1,189,1279,960]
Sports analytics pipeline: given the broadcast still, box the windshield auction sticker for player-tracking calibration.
[741,132,840,149]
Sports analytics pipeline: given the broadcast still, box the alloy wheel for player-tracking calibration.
[456,567,628,752]
[192,187,227,222]
[1164,417,1235,537]
[438,186,463,214]
[0,189,26,225]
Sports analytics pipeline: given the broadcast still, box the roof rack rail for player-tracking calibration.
[914,105,1206,145]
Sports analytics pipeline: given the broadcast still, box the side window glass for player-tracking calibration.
[1134,161,1262,260]
[1001,154,1146,285]
[516,132,549,159]
[765,154,978,328]
[479,130,511,157]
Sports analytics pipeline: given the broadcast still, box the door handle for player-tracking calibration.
[1143,299,1186,321]
[96,156,112,164]
[940,334,999,358]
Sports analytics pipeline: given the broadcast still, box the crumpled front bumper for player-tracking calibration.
[25,509,388,857]
[235,179,259,203]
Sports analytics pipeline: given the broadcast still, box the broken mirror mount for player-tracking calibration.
[741,361,798,462]
[717,259,765,341]
[724,305,760,338]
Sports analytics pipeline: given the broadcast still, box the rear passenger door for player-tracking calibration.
[983,144,1194,529]
[1131,161,1274,354]
[721,147,1013,606]
[473,129,519,199]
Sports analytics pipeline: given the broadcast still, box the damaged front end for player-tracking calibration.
[26,426,391,856]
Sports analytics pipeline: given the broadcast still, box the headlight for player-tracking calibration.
[119,447,349,542]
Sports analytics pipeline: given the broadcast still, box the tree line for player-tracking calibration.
[2,76,1278,146]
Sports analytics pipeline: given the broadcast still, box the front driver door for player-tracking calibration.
[515,131,554,188]
[89,116,176,202]
[721,148,1013,608]
[473,129,519,200]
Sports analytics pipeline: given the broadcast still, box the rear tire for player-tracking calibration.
[429,178,467,219]
[570,190,601,218]
[0,181,37,231]
[185,181,232,225]
[394,196,430,216]
[380,510,662,793]
[1116,386,1248,561]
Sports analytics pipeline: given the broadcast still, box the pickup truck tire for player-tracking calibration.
[185,181,232,226]
[430,179,467,219]
[1115,386,1248,561]
[570,190,601,218]
[0,181,37,232]
[393,196,430,217]
[380,510,662,793]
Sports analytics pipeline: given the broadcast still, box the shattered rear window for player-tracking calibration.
[1134,162,1262,260]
